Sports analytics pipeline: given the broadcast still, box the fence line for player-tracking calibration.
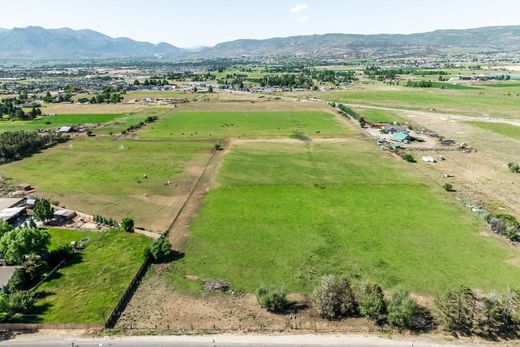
[0,323,103,331]
[104,258,150,328]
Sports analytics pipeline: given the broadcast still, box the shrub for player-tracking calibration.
[443,183,453,192]
[436,285,478,335]
[22,255,48,285]
[7,268,28,292]
[6,290,36,313]
[149,238,171,262]
[255,286,289,312]
[508,162,520,173]
[312,275,357,320]
[120,217,134,232]
[478,291,519,337]
[359,283,387,323]
[387,290,423,330]
[399,152,416,163]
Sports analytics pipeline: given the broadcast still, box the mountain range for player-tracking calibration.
[1,25,520,60]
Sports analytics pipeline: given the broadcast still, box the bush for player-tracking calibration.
[7,268,28,292]
[149,238,171,262]
[443,183,453,192]
[399,152,416,163]
[312,275,357,320]
[22,255,48,285]
[120,217,134,232]
[436,285,478,335]
[255,286,289,312]
[387,290,423,330]
[478,291,519,337]
[359,283,387,323]
[6,290,36,313]
[508,162,520,173]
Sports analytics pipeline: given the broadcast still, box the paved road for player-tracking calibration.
[0,334,485,347]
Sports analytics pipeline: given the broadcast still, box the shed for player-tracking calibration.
[54,209,76,220]
[392,132,411,143]
[0,198,24,211]
[0,207,26,222]
[383,125,408,134]
[16,183,33,192]
[58,126,72,133]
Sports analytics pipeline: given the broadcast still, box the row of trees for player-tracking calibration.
[256,276,428,331]
[364,66,448,80]
[405,80,433,88]
[0,131,69,164]
[256,276,520,338]
[134,78,170,87]
[0,98,42,121]
[120,115,158,135]
[336,104,366,127]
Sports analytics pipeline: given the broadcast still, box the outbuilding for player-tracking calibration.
[391,132,412,143]
[54,209,77,221]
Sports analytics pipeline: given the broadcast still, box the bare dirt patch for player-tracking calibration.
[43,103,144,114]
[116,266,378,334]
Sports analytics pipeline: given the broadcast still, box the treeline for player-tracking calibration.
[0,99,42,120]
[77,85,124,104]
[0,131,69,163]
[121,115,158,135]
[256,275,520,338]
[259,74,314,89]
[365,66,448,80]
[405,80,433,88]
[336,103,366,127]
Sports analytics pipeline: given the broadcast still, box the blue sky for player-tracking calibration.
[0,0,519,47]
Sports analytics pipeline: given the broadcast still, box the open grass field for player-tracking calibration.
[93,108,168,136]
[28,229,150,323]
[0,138,213,231]
[140,110,352,139]
[355,109,403,123]
[466,121,520,141]
[289,85,520,118]
[170,141,520,294]
[0,114,123,132]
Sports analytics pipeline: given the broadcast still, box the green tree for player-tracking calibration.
[0,227,50,265]
[120,217,134,232]
[312,275,358,320]
[6,290,36,313]
[33,199,54,222]
[360,283,387,323]
[149,238,171,262]
[22,255,48,284]
[387,290,423,330]
[256,286,289,312]
[7,268,28,292]
[436,285,478,335]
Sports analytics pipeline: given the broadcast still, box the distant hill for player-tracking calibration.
[199,26,520,58]
[0,26,182,59]
[1,25,520,60]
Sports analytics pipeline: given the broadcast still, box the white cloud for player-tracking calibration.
[291,4,308,13]
[297,16,310,23]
